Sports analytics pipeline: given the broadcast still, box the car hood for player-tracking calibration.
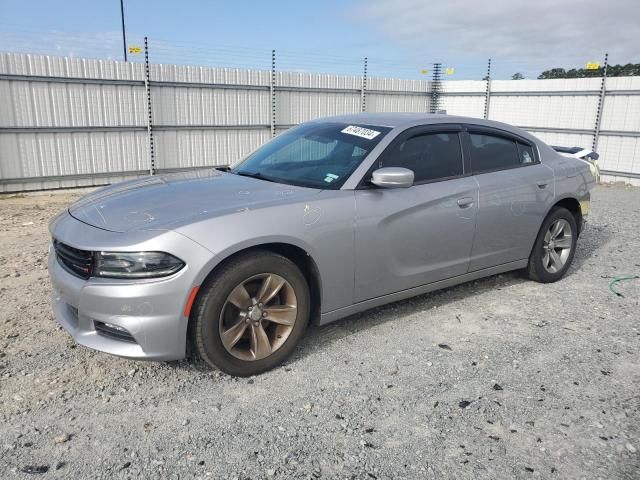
[68,169,321,233]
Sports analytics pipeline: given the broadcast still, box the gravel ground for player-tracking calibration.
[0,184,639,480]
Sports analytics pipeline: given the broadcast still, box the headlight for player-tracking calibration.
[94,251,184,279]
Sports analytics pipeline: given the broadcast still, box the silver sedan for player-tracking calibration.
[48,113,596,376]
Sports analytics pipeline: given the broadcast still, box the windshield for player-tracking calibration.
[231,122,391,189]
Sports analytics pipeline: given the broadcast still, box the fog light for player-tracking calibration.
[94,321,137,343]
[103,322,127,332]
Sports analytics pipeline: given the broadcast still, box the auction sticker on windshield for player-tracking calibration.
[341,125,381,140]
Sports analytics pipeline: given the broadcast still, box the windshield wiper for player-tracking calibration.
[233,170,278,184]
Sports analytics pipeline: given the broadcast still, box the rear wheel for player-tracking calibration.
[526,207,577,283]
[191,251,310,376]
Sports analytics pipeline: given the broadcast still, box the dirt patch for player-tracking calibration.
[0,185,639,479]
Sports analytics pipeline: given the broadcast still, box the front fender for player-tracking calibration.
[176,192,356,314]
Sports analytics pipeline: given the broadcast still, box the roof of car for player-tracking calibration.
[307,112,534,139]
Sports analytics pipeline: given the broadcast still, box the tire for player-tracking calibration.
[190,250,310,376]
[525,207,578,283]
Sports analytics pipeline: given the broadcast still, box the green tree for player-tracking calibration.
[511,72,524,80]
[538,68,568,79]
[538,63,640,79]
[608,63,640,76]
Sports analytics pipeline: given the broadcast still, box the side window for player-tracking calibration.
[469,133,519,173]
[517,142,535,164]
[382,132,463,183]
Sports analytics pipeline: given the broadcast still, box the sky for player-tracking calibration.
[0,0,638,80]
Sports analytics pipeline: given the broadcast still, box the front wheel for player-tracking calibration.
[525,207,578,283]
[190,251,310,376]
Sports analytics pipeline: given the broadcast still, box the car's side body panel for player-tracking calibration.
[540,142,595,223]
[319,259,528,325]
[468,164,555,271]
[353,176,478,301]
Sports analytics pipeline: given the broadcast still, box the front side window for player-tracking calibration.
[232,123,391,189]
[469,133,523,173]
[381,132,463,183]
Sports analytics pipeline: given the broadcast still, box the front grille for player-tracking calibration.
[94,321,137,343]
[53,240,93,279]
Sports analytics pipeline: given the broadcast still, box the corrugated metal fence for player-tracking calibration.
[1,52,639,192]
[441,77,640,184]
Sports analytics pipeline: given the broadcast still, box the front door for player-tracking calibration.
[353,126,478,302]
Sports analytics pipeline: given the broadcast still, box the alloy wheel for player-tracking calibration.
[542,219,573,273]
[219,273,298,361]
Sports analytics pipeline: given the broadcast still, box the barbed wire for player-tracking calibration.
[0,24,611,80]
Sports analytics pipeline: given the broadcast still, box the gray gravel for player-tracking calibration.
[0,184,639,479]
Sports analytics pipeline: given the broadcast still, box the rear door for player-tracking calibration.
[353,125,479,302]
[463,127,554,271]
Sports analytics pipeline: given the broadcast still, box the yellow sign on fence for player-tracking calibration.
[585,62,600,70]
[128,46,142,54]
[420,69,429,75]
[445,67,455,75]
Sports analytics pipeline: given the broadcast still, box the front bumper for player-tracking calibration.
[48,213,216,361]
[50,253,186,360]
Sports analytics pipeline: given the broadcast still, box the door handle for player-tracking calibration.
[457,197,474,208]
[536,181,548,189]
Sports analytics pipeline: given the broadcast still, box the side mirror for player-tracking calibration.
[370,167,414,188]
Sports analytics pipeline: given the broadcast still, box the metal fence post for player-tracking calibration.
[430,63,442,113]
[361,57,368,112]
[484,58,492,119]
[270,49,276,137]
[144,37,156,175]
[592,52,609,153]
[120,0,128,62]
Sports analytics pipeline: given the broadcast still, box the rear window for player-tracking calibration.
[469,133,538,173]
[469,133,520,173]
[518,142,536,164]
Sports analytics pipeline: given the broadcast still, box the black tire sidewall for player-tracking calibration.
[192,251,310,376]
[528,207,578,283]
